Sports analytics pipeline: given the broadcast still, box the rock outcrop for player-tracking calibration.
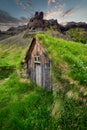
[60,22,87,32]
[27,11,60,31]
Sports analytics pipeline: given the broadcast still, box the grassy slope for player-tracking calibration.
[37,34,87,129]
[66,28,87,44]
[0,32,54,130]
[37,33,87,85]
[0,32,87,130]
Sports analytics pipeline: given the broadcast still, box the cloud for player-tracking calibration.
[46,0,79,23]
[16,0,27,11]
[0,10,20,23]
[0,10,29,31]
[44,9,62,19]
[62,8,74,17]
[48,0,56,6]
[0,10,21,31]
[26,0,32,7]
[20,16,29,23]
[46,0,66,20]
[45,3,65,20]
[48,0,63,6]
[0,10,29,24]
[16,0,33,13]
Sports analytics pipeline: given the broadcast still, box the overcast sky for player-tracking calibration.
[0,0,87,23]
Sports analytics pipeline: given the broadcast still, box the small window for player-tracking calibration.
[34,56,40,62]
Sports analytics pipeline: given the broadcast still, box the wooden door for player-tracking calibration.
[35,63,41,86]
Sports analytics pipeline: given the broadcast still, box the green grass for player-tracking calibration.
[0,32,87,129]
[66,28,87,44]
[37,33,87,129]
[37,33,87,85]
[0,72,53,130]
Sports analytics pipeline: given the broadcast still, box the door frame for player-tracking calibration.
[35,63,42,86]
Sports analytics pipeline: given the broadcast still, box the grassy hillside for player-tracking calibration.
[37,33,87,85]
[66,28,87,44]
[0,32,87,130]
[37,34,87,129]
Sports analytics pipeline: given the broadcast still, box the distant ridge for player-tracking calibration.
[0,11,87,44]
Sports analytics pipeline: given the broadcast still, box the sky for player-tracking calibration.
[0,0,87,23]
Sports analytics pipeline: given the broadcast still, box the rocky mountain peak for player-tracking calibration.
[27,11,60,31]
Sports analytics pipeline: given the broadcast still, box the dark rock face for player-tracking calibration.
[27,12,87,32]
[4,25,27,36]
[27,11,60,31]
[35,11,44,20]
[60,22,87,32]
[0,25,27,40]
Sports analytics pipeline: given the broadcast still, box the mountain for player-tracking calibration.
[27,11,60,31]
[0,11,87,44]
[27,12,87,33]
[0,10,28,31]
[60,21,87,32]
[0,25,27,40]
[0,10,20,23]
[27,12,87,44]
[60,22,87,44]
[0,32,87,129]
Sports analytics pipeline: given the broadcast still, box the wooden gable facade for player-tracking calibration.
[25,38,51,89]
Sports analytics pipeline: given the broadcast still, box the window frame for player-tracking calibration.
[34,56,40,63]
